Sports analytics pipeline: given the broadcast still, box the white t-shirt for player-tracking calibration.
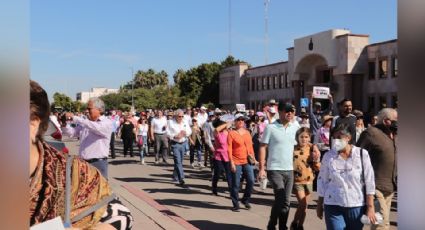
[197,112,208,128]
[151,116,168,134]
[137,123,149,136]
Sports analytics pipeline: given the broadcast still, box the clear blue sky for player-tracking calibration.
[31,0,396,100]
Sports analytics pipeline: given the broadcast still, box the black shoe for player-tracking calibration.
[179,180,185,185]
[231,206,240,212]
[212,191,218,196]
[242,201,251,210]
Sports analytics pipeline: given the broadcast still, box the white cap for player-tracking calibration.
[234,113,247,120]
[200,106,207,110]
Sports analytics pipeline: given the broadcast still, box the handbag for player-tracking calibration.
[360,148,381,212]
[137,135,143,147]
[247,154,256,166]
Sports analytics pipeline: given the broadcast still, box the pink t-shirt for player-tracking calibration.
[214,131,229,162]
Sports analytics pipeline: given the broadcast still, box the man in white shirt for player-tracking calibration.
[167,109,192,185]
[150,110,169,164]
[196,106,208,128]
[62,98,113,179]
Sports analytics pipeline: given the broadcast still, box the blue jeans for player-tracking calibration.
[212,159,232,193]
[190,144,203,164]
[138,135,148,161]
[89,159,108,179]
[230,164,254,208]
[171,142,185,182]
[324,205,364,230]
[267,170,294,230]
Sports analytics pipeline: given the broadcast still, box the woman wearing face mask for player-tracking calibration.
[316,124,377,230]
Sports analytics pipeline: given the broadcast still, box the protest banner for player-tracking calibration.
[312,86,330,99]
[300,98,309,107]
[236,104,246,112]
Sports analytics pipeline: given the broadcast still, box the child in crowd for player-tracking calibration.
[291,127,321,230]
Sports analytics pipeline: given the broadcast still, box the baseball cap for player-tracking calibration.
[200,106,207,110]
[278,102,295,112]
[234,113,248,120]
[214,108,222,114]
[269,99,277,105]
[208,111,215,116]
[314,102,322,107]
[256,111,265,117]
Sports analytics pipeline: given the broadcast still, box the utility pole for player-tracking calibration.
[228,0,232,57]
[264,0,270,65]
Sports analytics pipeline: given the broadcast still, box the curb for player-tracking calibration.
[122,184,199,230]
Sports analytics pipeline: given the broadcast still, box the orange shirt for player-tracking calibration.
[227,129,255,165]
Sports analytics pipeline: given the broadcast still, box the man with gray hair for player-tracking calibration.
[167,109,192,185]
[357,108,398,230]
[62,97,113,179]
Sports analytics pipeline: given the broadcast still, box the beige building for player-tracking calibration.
[219,29,398,116]
[76,87,119,103]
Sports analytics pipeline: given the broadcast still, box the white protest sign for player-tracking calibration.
[236,104,246,112]
[220,114,235,122]
[30,216,66,230]
[312,86,330,99]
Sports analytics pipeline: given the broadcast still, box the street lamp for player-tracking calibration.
[130,67,134,112]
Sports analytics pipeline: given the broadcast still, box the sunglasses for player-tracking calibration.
[236,118,245,121]
[178,116,184,118]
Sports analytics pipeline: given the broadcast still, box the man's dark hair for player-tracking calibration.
[30,80,51,141]
[338,98,352,107]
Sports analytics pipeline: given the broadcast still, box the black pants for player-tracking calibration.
[110,132,116,158]
[123,137,134,157]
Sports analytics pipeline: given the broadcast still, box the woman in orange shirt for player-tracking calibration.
[228,113,256,212]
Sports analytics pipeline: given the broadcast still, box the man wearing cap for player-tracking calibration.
[197,106,209,128]
[259,102,300,230]
[150,110,169,164]
[308,94,333,143]
[266,99,279,124]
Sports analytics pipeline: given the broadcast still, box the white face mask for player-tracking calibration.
[333,138,348,152]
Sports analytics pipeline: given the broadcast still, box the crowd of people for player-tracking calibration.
[39,81,398,230]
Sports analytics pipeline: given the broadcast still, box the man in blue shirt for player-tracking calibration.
[259,102,300,230]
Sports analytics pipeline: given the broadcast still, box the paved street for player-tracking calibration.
[64,138,397,230]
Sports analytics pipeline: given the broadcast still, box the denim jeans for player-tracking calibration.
[267,170,294,230]
[89,159,108,179]
[212,159,232,193]
[230,164,255,208]
[138,135,148,161]
[171,142,185,182]
[190,144,203,164]
[324,205,364,230]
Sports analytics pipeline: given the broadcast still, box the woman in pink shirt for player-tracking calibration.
[211,118,233,196]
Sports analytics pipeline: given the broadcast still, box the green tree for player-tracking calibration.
[52,92,73,111]
[124,68,169,90]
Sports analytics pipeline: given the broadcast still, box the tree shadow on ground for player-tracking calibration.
[144,187,207,195]
[156,198,230,210]
[109,159,140,165]
[114,177,173,186]
[189,220,261,230]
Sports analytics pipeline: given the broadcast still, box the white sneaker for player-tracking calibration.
[141,159,145,165]
[191,163,196,168]
[198,163,205,168]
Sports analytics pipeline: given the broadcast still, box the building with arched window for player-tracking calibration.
[219,29,397,116]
